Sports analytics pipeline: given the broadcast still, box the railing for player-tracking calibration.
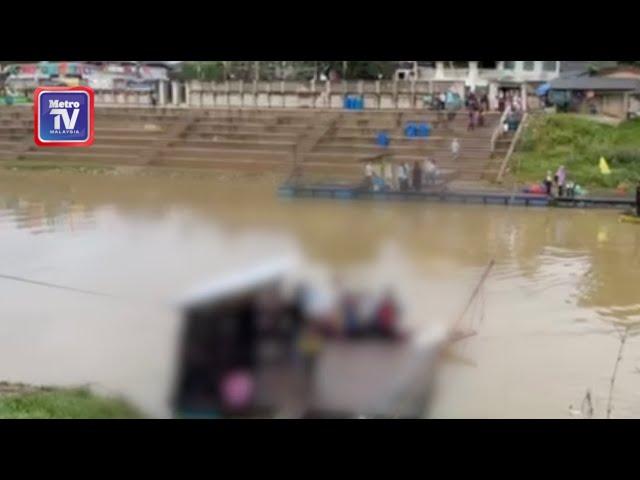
[490,108,510,154]
[495,112,529,184]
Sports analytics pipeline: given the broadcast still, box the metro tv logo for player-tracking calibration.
[34,86,94,147]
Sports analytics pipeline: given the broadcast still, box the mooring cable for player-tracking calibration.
[0,273,116,298]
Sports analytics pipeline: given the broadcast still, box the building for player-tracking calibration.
[396,61,560,84]
[394,61,625,110]
[2,61,172,93]
[548,64,640,118]
[393,61,563,109]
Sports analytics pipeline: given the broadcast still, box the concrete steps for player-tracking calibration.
[0,106,508,181]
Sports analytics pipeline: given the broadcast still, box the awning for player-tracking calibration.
[175,256,299,308]
[536,83,551,96]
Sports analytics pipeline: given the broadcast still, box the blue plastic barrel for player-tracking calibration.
[376,131,390,147]
[404,123,417,137]
[417,123,431,137]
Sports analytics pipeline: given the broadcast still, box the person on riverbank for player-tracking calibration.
[412,160,423,191]
[480,93,489,112]
[498,91,505,112]
[404,162,412,190]
[397,162,409,191]
[424,158,437,185]
[467,93,479,131]
[364,161,373,190]
[451,138,460,161]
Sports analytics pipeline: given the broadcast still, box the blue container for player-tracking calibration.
[345,95,364,110]
[404,123,417,137]
[416,123,431,137]
[376,131,390,147]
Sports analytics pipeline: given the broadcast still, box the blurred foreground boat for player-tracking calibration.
[171,258,492,419]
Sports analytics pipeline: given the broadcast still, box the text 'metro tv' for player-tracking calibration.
[34,86,95,147]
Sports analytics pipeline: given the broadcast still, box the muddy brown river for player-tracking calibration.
[1,169,639,418]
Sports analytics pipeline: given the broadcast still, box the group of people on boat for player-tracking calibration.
[296,281,403,341]
[364,158,441,192]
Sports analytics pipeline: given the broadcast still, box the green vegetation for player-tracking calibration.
[0,383,144,419]
[321,61,396,80]
[180,62,226,82]
[176,61,397,82]
[513,114,640,189]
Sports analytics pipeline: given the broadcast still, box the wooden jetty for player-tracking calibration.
[278,184,636,209]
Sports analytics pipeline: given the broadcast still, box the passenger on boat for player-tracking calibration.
[373,289,401,338]
[412,160,423,191]
[341,291,362,338]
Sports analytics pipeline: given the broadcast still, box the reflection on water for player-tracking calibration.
[1,171,640,418]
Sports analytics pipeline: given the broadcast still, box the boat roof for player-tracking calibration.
[175,256,298,309]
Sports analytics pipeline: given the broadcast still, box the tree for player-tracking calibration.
[319,61,396,80]
[177,61,398,82]
[178,62,225,81]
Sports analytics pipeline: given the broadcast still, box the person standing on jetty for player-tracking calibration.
[364,161,374,190]
[397,162,409,191]
[544,170,553,196]
[412,160,423,191]
[555,165,566,197]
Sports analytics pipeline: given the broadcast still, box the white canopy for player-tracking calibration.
[175,256,299,309]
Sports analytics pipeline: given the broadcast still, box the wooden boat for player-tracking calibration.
[171,258,490,419]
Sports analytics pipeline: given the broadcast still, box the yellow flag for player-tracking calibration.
[598,228,608,243]
[599,157,611,175]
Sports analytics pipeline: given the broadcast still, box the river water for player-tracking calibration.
[1,170,639,418]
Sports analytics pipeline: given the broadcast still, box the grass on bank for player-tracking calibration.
[512,114,640,189]
[0,383,144,419]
